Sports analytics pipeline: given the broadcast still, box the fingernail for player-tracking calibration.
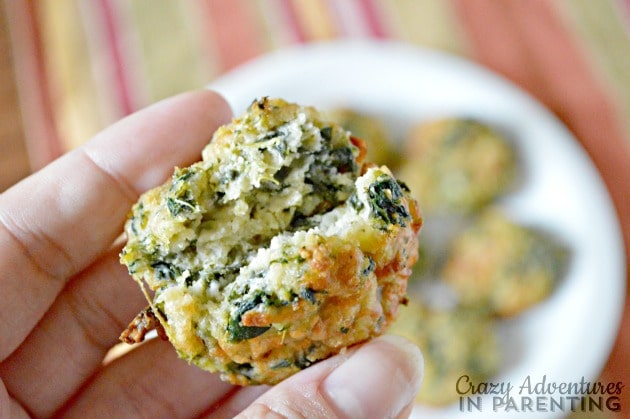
[322,334,423,419]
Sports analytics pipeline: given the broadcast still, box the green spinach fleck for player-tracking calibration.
[320,126,333,142]
[167,195,196,216]
[368,176,411,228]
[300,287,317,304]
[151,261,181,280]
[270,359,292,370]
[227,291,292,342]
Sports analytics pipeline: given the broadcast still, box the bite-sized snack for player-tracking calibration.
[325,108,400,169]
[399,118,516,214]
[120,98,422,385]
[389,301,500,406]
[442,209,566,317]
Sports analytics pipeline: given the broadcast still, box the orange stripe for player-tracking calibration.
[5,0,63,169]
[39,0,107,151]
[454,0,630,268]
[291,0,338,41]
[202,0,265,72]
[278,0,308,43]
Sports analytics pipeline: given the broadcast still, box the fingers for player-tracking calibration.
[57,334,421,418]
[0,381,30,419]
[236,335,423,419]
[0,90,231,360]
[0,381,9,419]
[0,246,146,417]
[58,339,235,418]
[200,386,270,418]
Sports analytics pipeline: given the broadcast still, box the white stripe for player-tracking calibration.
[327,0,371,38]
[76,0,122,124]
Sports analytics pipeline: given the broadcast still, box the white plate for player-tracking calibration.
[210,40,626,418]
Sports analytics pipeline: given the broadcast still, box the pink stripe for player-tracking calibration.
[622,0,630,24]
[202,0,264,71]
[357,0,387,38]
[5,0,63,168]
[278,0,307,43]
[96,0,134,116]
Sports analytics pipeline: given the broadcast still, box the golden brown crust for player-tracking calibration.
[209,225,421,385]
[119,306,168,344]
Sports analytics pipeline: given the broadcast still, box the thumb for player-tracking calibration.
[236,334,423,419]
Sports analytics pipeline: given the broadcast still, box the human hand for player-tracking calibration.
[0,90,422,418]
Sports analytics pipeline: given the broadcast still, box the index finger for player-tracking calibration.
[0,90,231,360]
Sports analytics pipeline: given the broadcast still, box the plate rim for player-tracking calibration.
[209,39,627,418]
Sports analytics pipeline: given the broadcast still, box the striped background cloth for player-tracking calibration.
[5,0,630,416]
